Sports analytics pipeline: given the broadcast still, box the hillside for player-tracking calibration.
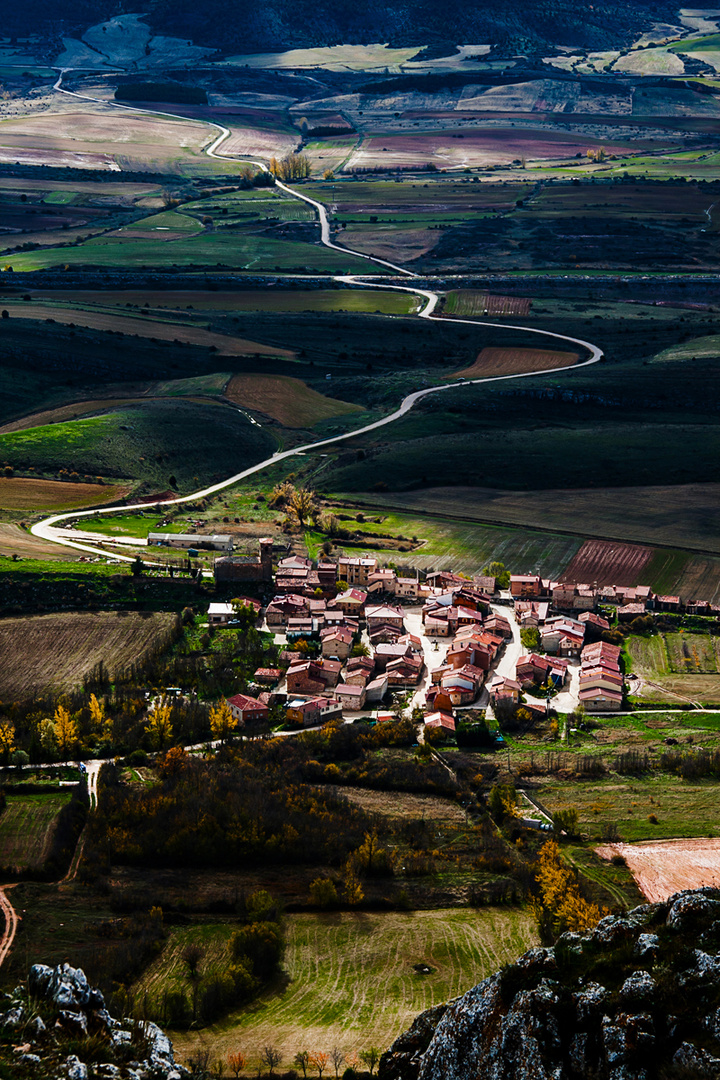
[9,0,679,54]
[380,888,720,1080]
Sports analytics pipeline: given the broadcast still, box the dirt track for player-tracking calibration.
[597,837,720,902]
[0,887,18,969]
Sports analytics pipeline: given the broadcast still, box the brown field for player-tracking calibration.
[340,787,467,823]
[634,674,720,706]
[0,304,294,358]
[0,146,119,170]
[225,374,362,428]
[564,539,653,586]
[340,226,440,261]
[0,476,130,510]
[0,523,78,561]
[453,347,578,379]
[345,129,637,169]
[0,611,177,700]
[597,838,720,902]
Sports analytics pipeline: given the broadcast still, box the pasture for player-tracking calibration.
[225,375,362,428]
[453,347,578,379]
[164,908,537,1065]
[0,610,177,700]
[0,477,129,510]
[626,633,720,705]
[30,289,419,315]
[0,793,71,874]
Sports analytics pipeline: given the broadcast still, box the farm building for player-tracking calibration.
[335,683,366,710]
[207,598,261,625]
[149,532,233,552]
[213,538,274,583]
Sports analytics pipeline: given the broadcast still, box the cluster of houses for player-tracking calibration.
[200,541,720,735]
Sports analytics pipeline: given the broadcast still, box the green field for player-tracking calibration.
[539,776,720,843]
[154,909,538,1065]
[0,793,71,873]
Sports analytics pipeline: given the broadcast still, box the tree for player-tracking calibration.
[39,717,57,757]
[146,698,173,750]
[182,942,205,979]
[330,1047,344,1079]
[309,877,338,908]
[309,1052,328,1079]
[287,487,317,530]
[54,704,78,758]
[360,1048,380,1076]
[520,627,540,650]
[88,693,105,734]
[342,859,364,906]
[260,1046,282,1076]
[210,699,235,744]
[532,839,603,942]
[0,718,15,763]
[294,1051,309,1078]
[482,560,510,589]
[227,1052,246,1079]
[488,783,517,822]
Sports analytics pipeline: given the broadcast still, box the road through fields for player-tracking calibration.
[30,73,603,558]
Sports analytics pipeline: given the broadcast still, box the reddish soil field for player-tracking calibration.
[562,539,653,586]
[597,839,720,902]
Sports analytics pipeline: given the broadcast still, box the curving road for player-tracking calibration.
[30,72,603,558]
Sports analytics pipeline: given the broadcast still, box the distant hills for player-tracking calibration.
[14,1,679,56]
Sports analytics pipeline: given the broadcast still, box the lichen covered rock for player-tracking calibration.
[380,888,720,1080]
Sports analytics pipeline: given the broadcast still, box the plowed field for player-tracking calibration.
[226,374,362,428]
[0,611,177,700]
[597,838,720,902]
[445,291,532,317]
[563,539,653,585]
[453,346,578,379]
[0,477,129,509]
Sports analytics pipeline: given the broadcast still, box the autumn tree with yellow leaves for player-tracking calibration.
[210,698,236,744]
[0,717,15,763]
[532,839,604,943]
[146,698,174,750]
[54,704,78,758]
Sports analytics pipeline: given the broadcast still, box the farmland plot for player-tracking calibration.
[0,611,177,700]
[596,838,720,902]
[563,540,653,586]
[225,374,362,428]
[170,908,538,1064]
[444,292,532,317]
[0,793,71,874]
[453,347,578,379]
[0,477,130,510]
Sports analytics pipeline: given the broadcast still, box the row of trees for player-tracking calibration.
[225,1045,382,1078]
[269,154,312,181]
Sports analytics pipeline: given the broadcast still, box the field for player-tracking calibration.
[538,776,720,843]
[0,477,130,510]
[0,524,80,561]
[225,375,363,428]
[0,611,177,699]
[0,793,71,874]
[626,633,720,705]
[563,540,653,586]
[0,305,294,358]
[444,292,532,318]
[163,908,538,1065]
[339,788,467,823]
[453,347,579,379]
[28,290,418,315]
[596,838,720,902]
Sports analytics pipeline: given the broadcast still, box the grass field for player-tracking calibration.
[27,290,418,315]
[453,347,578,379]
[0,793,71,873]
[162,908,538,1065]
[225,375,363,428]
[539,776,720,843]
[626,634,720,704]
[0,477,130,510]
[0,610,177,700]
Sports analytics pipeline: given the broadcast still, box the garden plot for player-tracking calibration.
[597,838,720,901]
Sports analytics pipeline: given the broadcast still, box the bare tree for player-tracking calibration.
[181,943,205,979]
[330,1047,345,1079]
[294,1051,310,1078]
[260,1046,282,1076]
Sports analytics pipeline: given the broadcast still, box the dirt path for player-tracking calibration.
[0,886,18,970]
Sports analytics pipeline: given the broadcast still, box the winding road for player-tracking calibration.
[30,71,603,559]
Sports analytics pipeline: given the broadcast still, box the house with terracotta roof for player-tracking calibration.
[366,604,405,632]
[286,659,342,696]
[286,696,342,727]
[424,711,456,739]
[386,654,424,686]
[226,693,269,725]
[335,683,366,710]
[320,626,354,660]
[330,588,368,616]
[579,686,623,711]
[338,555,378,586]
[487,674,522,705]
[510,575,543,598]
[365,674,389,703]
[367,568,397,595]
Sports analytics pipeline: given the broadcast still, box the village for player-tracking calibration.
[171,536,719,742]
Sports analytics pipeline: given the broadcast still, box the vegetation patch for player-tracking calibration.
[0,792,72,875]
[0,477,130,510]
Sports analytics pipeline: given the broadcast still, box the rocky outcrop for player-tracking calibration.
[0,964,189,1079]
[380,888,720,1080]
